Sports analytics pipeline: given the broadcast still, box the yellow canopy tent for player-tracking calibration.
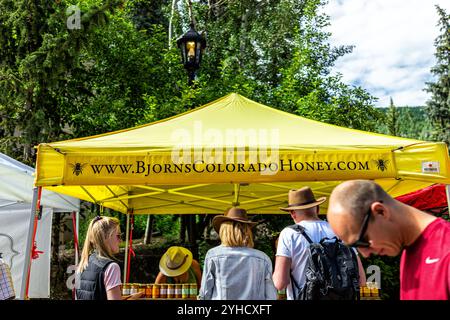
[31,92,450,287]
[34,93,450,214]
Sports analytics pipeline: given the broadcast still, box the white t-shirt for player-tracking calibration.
[276,220,336,300]
[104,262,122,291]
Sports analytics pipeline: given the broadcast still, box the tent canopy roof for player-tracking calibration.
[50,93,420,150]
[35,93,450,214]
[396,184,448,212]
[0,153,79,212]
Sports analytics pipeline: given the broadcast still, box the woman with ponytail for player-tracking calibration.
[76,216,142,300]
[198,207,277,300]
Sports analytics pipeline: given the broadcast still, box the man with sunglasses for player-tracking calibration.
[327,180,450,300]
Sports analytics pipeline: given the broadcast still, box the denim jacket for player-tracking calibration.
[198,245,277,300]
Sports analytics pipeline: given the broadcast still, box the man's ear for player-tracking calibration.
[289,210,296,219]
[372,201,389,219]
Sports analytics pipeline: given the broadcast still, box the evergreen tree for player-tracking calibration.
[387,97,399,136]
[0,0,122,164]
[424,5,450,146]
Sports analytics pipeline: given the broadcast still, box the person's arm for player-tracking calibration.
[356,255,366,286]
[264,258,278,300]
[272,256,291,291]
[104,263,143,300]
[106,285,122,300]
[198,254,215,300]
[104,263,122,300]
[191,259,203,288]
[155,272,167,284]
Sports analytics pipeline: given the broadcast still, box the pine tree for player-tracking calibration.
[387,97,399,136]
[424,6,450,146]
[0,0,121,164]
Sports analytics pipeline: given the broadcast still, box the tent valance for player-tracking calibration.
[34,93,450,214]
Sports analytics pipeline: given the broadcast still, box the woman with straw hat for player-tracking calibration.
[198,207,277,300]
[155,246,202,287]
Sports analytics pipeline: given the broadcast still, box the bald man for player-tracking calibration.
[327,180,450,300]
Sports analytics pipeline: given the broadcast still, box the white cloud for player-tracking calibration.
[324,0,450,106]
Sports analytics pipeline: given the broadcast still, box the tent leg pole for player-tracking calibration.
[75,212,79,266]
[20,186,41,300]
[233,183,240,206]
[446,185,450,213]
[123,212,131,283]
[72,211,79,300]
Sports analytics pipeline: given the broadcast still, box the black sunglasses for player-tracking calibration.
[349,205,373,248]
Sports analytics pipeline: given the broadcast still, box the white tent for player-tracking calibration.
[0,153,80,299]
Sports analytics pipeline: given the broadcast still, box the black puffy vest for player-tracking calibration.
[76,253,115,300]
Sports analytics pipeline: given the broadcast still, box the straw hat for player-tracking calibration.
[212,207,258,233]
[159,246,193,277]
[279,187,326,211]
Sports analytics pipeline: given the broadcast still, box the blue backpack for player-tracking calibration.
[289,224,360,300]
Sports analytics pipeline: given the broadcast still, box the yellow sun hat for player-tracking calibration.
[159,246,193,277]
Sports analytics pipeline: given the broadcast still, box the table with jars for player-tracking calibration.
[275,284,381,300]
[122,283,198,300]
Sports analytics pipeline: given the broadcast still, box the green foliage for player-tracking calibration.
[0,0,123,164]
[77,207,98,250]
[170,0,381,130]
[376,106,433,140]
[424,6,450,146]
[386,98,400,136]
[154,215,180,238]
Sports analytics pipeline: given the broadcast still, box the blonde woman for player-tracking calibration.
[198,207,277,300]
[76,216,142,300]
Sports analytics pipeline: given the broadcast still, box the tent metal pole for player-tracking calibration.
[75,211,79,301]
[71,211,79,300]
[123,212,131,283]
[233,183,240,206]
[75,211,79,266]
[20,186,41,300]
[446,185,450,212]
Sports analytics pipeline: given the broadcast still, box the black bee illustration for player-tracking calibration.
[373,159,389,172]
[69,162,87,176]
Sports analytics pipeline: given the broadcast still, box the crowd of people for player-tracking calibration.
[74,180,449,300]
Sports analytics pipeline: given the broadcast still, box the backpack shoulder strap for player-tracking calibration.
[288,224,314,244]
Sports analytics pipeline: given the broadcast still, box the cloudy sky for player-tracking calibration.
[324,0,450,107]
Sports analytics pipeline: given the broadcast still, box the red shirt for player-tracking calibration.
[400,218,450,300]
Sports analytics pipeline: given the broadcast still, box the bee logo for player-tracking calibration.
[373,159,390,172]
[69,163,87,176]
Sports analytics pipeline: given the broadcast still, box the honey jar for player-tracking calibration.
[152,283,160,298]
[167,284,175,299]
[189,283,197,299]
[182,284,190,299]
[160,283,167,298]
[146,284,153,299]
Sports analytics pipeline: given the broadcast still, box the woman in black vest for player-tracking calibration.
[75,216,142,300]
